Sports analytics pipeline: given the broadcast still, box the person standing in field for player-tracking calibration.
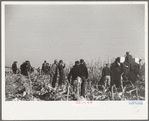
[78,59,88,98]
[102,64,111,88]
[58,60,65,88]
[124,52,133,71]
[50,59,58,88]
[68,61,80,93]
[20,61,32,76]
[12,61,17,74]
[125,52,133,64]
[110,57,124,88]
[20,62,25,75]
[42,60,47,75]
[26,61,32,74]
[46,63,50,75]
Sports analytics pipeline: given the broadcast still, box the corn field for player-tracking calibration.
[5,59,145,101]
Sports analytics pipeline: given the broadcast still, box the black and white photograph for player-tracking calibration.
[2,1,148,120]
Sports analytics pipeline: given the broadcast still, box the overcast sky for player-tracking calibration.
[5,4,145,68]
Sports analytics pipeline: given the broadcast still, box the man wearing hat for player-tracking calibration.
[42,60,47,75]
[111,57,124,88]
[124,52,134,72]
[125,52,133,64]
[102,64,111,88]
[20,60,32,76]
[68,61,80,93]
[50,59,58,88]
[46,63,50,75]
[78,59,88,98]
[58,60,66,88]
[12,61,17,74]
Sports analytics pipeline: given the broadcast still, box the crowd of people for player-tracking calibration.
[11,58,89,98]
[11,52,142,98]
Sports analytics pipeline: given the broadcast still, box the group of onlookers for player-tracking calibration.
[11,52,142,98]
[40,59,89,98]
[47,59,65,89]
[100,52,142,89]
[12,60,33,76]
[11,59,89,98]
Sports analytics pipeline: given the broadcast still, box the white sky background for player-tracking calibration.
[5,4,145,68]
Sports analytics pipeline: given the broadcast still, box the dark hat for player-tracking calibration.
[106,64,108,66]
[14,61,17,63]
[75,61,79,64]
[44,60,46,62]
[80,59,84,63]
[59,60,63,63]
[116,57,120,62]
[126,52,129,54]
[54,59,58,63]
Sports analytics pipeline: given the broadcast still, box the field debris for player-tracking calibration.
[5,72,145,101]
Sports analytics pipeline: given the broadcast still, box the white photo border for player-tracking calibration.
[2,1,148,120]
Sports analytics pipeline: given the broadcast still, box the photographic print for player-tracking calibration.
[2,1,148,120]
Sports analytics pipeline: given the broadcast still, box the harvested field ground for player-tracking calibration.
[5,68,145,101]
